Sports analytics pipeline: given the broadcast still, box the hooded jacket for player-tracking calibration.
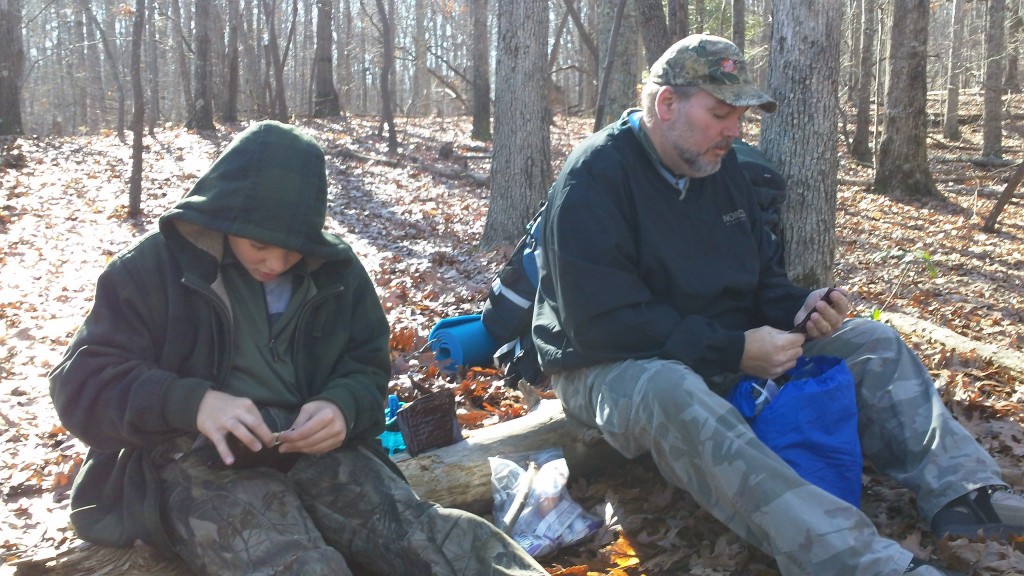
[49,121,392,551]
[533,113,810,381]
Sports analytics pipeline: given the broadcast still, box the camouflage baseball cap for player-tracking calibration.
[648,34,777,113]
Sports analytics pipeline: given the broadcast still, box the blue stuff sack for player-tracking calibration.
[728,355,863,507]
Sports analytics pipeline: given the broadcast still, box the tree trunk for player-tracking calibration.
[943,0,966,140]
[595,0,639,128]
[312,0,340,117]
[851,0,877,163]
[874,0,939,198]
[190,0,215,130]
[594,0,627,131]
[410,0,429,115]
[635,0,670,67]
[983,0,1006,159]
[373,0,398,152]
[982,161,1024,232]
[1006,0,1022,92]
[262,0,289,122]
[221,0,241,122]
[145,0,159,133]
[0,0,25,135]
[129,0,145,218]
[72,0,88,131]
[480,0,550,249]
[761,0,843,289]
[674,0,689,38]
[86,6,126,140]
[170,0,195,120]
[470,0,491,141]
[732,0,745,52]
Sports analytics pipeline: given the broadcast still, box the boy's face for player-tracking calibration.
[227,235,302,283]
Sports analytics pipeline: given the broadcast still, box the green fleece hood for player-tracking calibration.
[160,121,347,261]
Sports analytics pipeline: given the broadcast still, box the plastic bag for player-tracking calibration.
[488,447,602,557]
[728,355,863,506]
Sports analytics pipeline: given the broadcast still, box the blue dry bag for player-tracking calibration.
[728,355,863,507]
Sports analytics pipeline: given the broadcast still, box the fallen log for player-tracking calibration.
[394,397,622,515]
[882,311,1024,381]
[13,400,620,575]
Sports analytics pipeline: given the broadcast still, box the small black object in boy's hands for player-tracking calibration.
[791,287,838,334]
[206,433,301,473]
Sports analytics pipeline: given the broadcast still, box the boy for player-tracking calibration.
[50,121,547,576]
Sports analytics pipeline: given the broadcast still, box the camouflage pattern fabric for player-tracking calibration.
[154,436,546,576]
[551,318,1004,576]
[646,33,776,113]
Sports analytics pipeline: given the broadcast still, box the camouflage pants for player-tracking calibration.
[155,433,546,576]
[551,318,1004,576]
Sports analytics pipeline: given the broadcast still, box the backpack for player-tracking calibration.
[481,141,787,388]
[480,203,546,387]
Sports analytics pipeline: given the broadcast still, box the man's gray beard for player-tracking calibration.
[674,144,723,178]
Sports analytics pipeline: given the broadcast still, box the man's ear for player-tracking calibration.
[654,86,676,122]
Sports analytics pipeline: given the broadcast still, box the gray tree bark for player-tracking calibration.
[595,0,638,127]
[190,0,215,130]
[0,0,25,135]
[312,0,340,117]
[874,0,938,198]
[129,0,145,217]
[761,0,843,289]
[943,0,966,140]
[636,0,671,67]
[481,0,551,249]
[983,0,1006,158]
[732,0,746,52]
[470,0,491,141]
[851,0,877,162]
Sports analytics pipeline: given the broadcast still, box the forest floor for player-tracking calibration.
[3,102,1024,575]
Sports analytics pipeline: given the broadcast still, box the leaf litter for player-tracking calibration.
[2,109,1024,574]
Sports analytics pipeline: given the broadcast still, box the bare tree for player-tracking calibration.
[146,0,160,133]
[874,0,938,198]
[983,0,1006,158]
[762,0,843,288]
[0,0,24,135]
[732,0,745,52]
[312,0,340,116]
[1006,0,1022,92]
[943,0,967,140]
[373,0,397,151]
[482,0,550,248]
[851,0,877,162]
[190,0,215,129]
[221,0,241,122]
[636,0,671,66]
[129,0,146,217]
[470,0,490,141]
[595,0,639,127]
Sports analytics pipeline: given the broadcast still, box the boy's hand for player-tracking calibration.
[196,389,275,466]
[792,286,850,340]
[741,326,805,379]
[276,400,348,455]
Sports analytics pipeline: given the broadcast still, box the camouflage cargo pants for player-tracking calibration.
[552,318,1005,576]
[154,430,547,576]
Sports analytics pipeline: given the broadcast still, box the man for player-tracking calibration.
[533,34,1022,576]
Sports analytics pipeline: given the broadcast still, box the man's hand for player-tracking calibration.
[792,286,851,340]
[196,389,275,467]
[741,326,806,379]
[276,400,348,455]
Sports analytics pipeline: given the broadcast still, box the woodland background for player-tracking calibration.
[3,0,1024,575]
